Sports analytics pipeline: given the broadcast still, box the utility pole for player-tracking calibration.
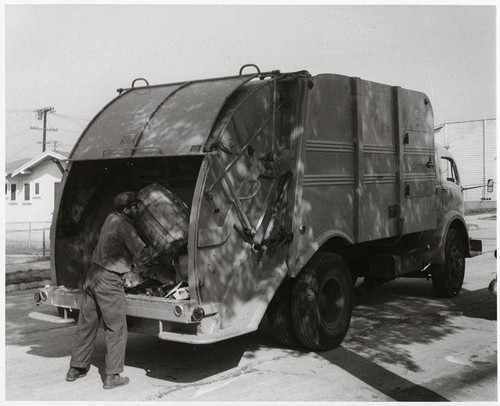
[482,117,486,200]
[31,107,57,152]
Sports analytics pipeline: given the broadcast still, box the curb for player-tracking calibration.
[6,279,53,293]
[5,268,52,292]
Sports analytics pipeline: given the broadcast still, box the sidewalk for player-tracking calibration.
[5,260,52,292]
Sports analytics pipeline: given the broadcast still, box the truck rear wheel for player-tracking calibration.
[267,278,300,347]
[291,252,353,351]
[431,229,465,298]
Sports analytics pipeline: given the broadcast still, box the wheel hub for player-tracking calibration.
[319,277,344,330]
[448,246,465,283]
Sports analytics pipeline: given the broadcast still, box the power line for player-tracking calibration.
[6,126,33,139]
[57,128,82,134]
[6,113,32,129]
[6,144,38,161]
[53,113,90,122]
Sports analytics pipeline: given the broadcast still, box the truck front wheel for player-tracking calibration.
[291,252,353,351]
[431,229,465,298]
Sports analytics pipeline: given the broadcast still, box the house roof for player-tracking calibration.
[5,158,32,175]
[6,150,68,177]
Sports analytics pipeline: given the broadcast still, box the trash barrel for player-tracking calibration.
[134,184,190,282]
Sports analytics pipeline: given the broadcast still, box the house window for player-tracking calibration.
[35,183,40,195]
[24,183,31,201]
[10,183,17,201]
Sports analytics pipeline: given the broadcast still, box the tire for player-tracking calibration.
[267,278,301,347]
[291,252,353,351]
[431,229,465,298]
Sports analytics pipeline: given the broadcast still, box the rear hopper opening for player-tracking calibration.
[54,155,204,291]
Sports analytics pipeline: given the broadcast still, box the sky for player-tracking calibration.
[4,4,496,162]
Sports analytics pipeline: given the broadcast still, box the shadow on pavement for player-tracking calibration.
[450,287,497,321]
[120,326,275,384]
[7,292,274,384]
[343,278,496,371]
[346,278,460,372]
[320,347,449,401]
[118,314,280,383]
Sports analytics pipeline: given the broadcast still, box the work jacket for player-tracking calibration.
[92,212,150,274]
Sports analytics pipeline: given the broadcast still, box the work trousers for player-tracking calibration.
[70,263,127,375]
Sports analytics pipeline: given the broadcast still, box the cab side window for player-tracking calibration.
[440,157,460,185]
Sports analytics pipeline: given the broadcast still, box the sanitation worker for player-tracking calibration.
[66,191,155,389]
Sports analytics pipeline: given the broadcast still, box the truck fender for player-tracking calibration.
[427,211,470,263]
[289,230,353,278]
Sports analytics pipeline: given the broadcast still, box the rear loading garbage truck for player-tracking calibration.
[34,65,482,351]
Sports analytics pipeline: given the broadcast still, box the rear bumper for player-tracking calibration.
[158,324,256,344]
[34,285,81,310]
[33,285,221,325]
[33,286,258,344]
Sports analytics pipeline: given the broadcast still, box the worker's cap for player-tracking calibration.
[113,191,140,210]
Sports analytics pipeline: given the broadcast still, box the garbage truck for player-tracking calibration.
[34,65,483,351]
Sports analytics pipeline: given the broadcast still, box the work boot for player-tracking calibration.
[103,374,130,389]
[66,366,88,382]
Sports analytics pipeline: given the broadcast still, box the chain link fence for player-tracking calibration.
[5,222,51,257]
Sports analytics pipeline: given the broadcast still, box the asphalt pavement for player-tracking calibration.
[4,213,497,401]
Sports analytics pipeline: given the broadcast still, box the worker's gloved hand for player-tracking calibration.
[123,267,144,288]
[138,246,158,267]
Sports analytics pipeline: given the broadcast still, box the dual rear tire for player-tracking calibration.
[267,252,353,351]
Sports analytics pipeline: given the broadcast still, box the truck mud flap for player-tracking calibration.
[469,238,483,257]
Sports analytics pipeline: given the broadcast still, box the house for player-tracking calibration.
[434,118,496,209]
[5,150,68,224]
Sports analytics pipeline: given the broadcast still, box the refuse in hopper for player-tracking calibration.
[124,184,190,295]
